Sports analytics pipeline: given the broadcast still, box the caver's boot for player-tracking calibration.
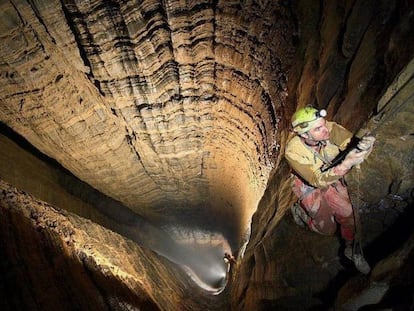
[344,241,371,275]
[290,202,309,227]
[353,253,371,274]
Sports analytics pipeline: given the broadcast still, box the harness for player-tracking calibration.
[302,140,332,168]
[293,139,343,201]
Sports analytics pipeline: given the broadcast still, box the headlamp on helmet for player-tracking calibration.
[291,107,327,134]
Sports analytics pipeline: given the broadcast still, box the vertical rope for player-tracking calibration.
[353,168,365,256]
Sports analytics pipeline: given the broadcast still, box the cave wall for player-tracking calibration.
[0,0,296,244]
[0,1,298,309]
[0,124,238,302]
[0,180,225,311]
[1,0,414,310]
[0,130,118,229]
[289,0,414,129]
[231,0,414,310]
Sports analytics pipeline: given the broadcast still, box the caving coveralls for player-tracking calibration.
[285,121,355,241]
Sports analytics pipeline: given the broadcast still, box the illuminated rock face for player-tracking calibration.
[1,0,414,310]
[0,0,295,243]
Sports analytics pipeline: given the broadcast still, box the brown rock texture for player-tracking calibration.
[231,0,414,310]
[0,179,224,311]
[0,0,295,243]
[0,0,414,310]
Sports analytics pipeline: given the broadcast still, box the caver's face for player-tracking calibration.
[306,118,330,141]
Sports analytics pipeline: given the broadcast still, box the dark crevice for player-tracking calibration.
[313,201,414,309]
[0,121,63,170]
[27,0,56,44]
[60,1,105,96]
[364,201,414,266]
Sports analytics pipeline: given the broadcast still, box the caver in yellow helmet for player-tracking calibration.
[291,106,327,134]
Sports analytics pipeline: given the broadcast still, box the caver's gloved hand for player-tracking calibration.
[357,136,376,152]
[341,148,369,170]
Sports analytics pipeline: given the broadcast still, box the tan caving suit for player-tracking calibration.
[285,121,355,241]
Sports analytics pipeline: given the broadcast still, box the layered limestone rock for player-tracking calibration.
[0,0,295,244]
[1,0,414,310]
[0,1,296,309]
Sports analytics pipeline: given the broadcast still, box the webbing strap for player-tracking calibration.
[302,141,332,167]
[353,169,365,256]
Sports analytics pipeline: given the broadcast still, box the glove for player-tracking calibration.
[357,136,376,151]
[341,148,369,169]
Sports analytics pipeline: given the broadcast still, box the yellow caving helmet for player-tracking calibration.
[291,106,327,134]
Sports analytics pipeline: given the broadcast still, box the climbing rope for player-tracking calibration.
[351,167,372,274]
[353,168,364,257]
